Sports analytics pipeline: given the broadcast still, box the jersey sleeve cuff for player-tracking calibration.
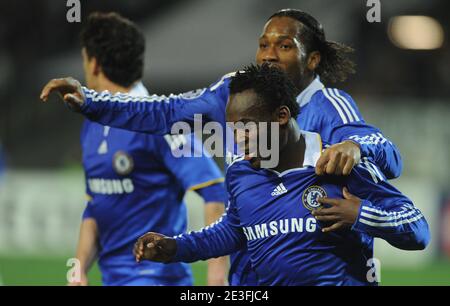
[80,87,93,114]
[351,199,373,233]
[172,236,192,262]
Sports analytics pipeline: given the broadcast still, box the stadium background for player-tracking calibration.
[0,0,449,285]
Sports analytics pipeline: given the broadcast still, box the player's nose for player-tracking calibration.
[262,47,279,63]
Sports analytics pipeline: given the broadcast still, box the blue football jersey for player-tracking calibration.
[81,83,224,285]
[80,74,402,179]
[172,131,429,286]
[78,74,403,285]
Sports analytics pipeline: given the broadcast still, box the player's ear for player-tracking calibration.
[278,106,291,126]
[307,51,321,71]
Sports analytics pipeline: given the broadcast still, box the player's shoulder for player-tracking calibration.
[209,71,237,92]
[310,87,362,124]
[226,154,247,174]
[225,156,253,188]
[174,72,237,101]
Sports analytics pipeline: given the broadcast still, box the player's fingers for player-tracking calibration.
[64,93,82,104]
[317,197,340,206]
[313,214,340,222]
[342,158,355,176]
[134,241,144,262]
[343,187,359,200]
[335,155,348,176]
[315,150,329,175]
[134,241,143,257]
[40,79,61,101]
[312,206,338,216]
[63,93,83,111]
[321,222,343,233]
[325,151,340,175]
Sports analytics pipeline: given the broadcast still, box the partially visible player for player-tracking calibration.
[134,64,430,286]
[69,12,227,286]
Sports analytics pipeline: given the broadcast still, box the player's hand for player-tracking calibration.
[312,187,361,233]
[67,273,88,286]
[315,141,361,176]
[40,77,84,112]
[134,232,176,263]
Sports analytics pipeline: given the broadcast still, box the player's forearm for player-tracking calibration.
[173,213,245,263]
[75,218,99,273]
[204,202,229,285]
[351,200,430,250]
[80,87,214,135]
[204,202,225,226]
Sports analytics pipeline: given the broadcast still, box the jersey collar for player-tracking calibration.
[265,131,322,177]
[129,81,149,96]
[296,76,325,108]
[302,130,322,168]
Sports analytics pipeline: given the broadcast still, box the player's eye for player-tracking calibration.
[280,44,292,50]
[259,43,268,49]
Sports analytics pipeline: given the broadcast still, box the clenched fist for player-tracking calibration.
[133,232,177,263]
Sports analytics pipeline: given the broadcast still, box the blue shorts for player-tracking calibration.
[100,260,193,286]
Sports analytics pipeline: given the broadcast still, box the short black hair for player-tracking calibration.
[270,9,355,83]
[80,12,145,87]
[229,63,300,118]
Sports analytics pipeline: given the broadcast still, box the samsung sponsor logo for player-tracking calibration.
[88,178,134,195]
[243,217,317,241]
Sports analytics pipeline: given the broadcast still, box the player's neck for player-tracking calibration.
[93,76,133,94]
[273,121,305,173]
[295,74,315,96]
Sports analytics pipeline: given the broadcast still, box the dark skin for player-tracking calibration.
[40,16,360,177]
[255,16,360,176]
[134,90,361,262]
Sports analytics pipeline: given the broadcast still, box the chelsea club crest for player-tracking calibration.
[113,151,134,175]
[302,185,327,211]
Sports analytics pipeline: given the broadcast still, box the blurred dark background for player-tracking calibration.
[0,0,449,168]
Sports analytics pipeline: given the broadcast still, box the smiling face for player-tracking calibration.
[256,16,320,90]
[226,89,291,168]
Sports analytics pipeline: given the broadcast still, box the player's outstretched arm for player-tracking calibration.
[40,75,230,135]
[134,202,246,264]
